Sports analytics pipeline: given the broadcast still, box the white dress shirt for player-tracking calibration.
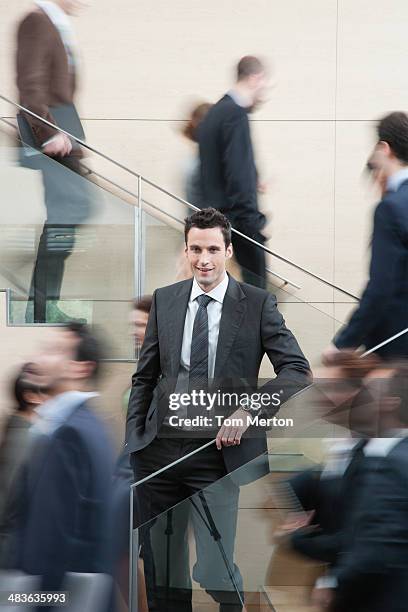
[36,0,77,69]
[386,167,408,192]
[363,430,408,457]
[32,390,98,435]
[162,274,229,430]
[179,273,229,379]
[320,437,361,479]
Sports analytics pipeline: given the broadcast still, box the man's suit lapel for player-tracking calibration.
[214,276,246,379]
[166,279,193,376]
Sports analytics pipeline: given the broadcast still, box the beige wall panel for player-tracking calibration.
[337,0,408,119]
[78,0,337,120]
[334,120,380,296]
[252,121,335,302]
[1,1,337,120]
[0,0,31,112]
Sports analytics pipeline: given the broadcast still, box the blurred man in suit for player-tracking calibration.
[277,354,379,568]
[10,323,114,609]
[126,208,310,610]
[313,365,408,612]
[198,56,269,288]
[323,112,408,362]
[16,1,92,323]
[0,364,45,567]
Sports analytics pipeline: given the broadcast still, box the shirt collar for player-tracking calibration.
[36,1,71,29]
[386,167,408,192]
[364,430,408,457]
[190,273,229,305]
[227,89,251,109]
[33,391,98,435]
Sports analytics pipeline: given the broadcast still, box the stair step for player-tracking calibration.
[262,586,315,611]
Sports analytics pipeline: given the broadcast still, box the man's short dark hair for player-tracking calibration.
[237,55,264,81]
[133,295,153,314]
[377,112,408,163]
[65,322,105,381]
[184,208,232,248]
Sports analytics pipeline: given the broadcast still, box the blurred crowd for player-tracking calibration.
[277,355,408,612]
[0,300,152,612]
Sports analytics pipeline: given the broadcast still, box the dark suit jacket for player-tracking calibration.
[198,94,266,235]
[334,180,408,357]
[332,438,408,612]
[125,275,311,473]
[289,468,343,565]
[16,8,76,144]
[14,401,114,592]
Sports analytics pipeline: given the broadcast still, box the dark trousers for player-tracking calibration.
[131,437,243,612]
[231,231,266,289]
[27,155,92,322]
[29,223,76,322]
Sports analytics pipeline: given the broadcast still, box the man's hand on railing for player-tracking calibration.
[215,408,250,449]
[42,133,72,157]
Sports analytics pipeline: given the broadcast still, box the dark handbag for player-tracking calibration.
[17,103,85,168]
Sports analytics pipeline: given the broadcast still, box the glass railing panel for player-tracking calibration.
[0,124,137,359]
[139,178,357,305]
[130,448,320,612]
[0,108,355,365]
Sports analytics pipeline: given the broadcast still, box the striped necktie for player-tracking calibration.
[189,294,213,394]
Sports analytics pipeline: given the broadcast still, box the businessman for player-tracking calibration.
[313,366,408,612]
[9,323,114,610]
[126,208,310,610]
[323,112,408,361]
[16,0,92,323]
[198,56,269,288]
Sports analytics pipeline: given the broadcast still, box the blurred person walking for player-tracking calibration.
[115,296,153,610]
[313,365,408,612]
[276,354,379,569]
[182,102,212,209]
[323,112,408,363]
[129,295,154,349]
[16,0,92,323]
[0,364,45,566]
[176,102,212,281]
[198,56,269,288]
[8,323,114,610]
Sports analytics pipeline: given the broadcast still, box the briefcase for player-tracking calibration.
[17,103,85,168]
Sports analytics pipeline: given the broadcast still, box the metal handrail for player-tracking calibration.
[80,163,301,290]
[1,111,300,291]
[0,94,359,300]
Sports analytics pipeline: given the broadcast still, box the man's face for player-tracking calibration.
[368,142,392,179]
[58,0,87,16]
[249,70,269,110]
[129,309,149,344]
[29,329,79,392]
[185,227,232,291]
